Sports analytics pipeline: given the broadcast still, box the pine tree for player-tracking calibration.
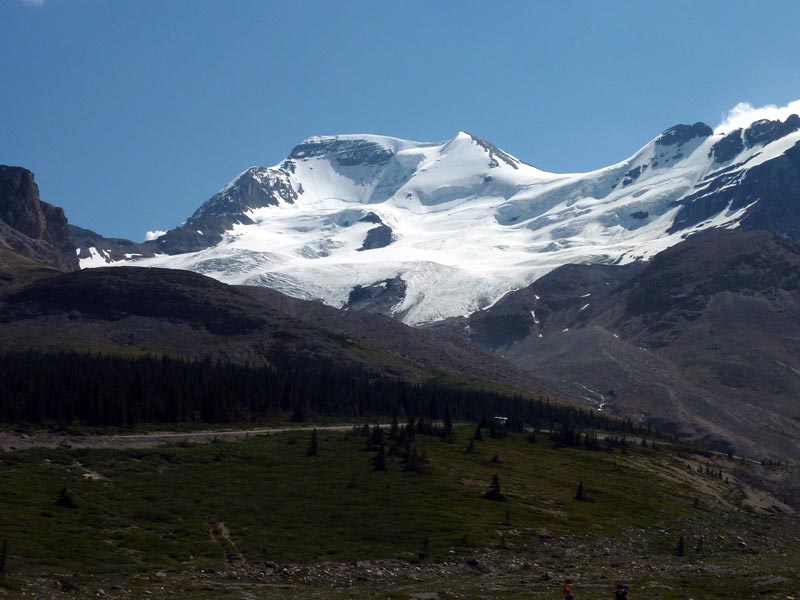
[373,443,387,471]
[369,424,384,449]
[575,481,585,501]
[443,413,453,437]
[404,445,421,473]
[489,418,504,439]
[306,428,318,457]
[484,474,505,501]
[419,535,430,560]
[56,486,76,509]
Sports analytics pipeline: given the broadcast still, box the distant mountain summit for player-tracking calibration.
[73,115,800,324]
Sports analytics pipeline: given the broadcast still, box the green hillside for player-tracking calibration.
[0,424,796,599]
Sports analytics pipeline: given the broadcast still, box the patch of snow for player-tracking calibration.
[103,124,799,324]
[79,247,117,268]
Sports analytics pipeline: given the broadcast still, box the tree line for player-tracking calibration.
[0,350,642,432]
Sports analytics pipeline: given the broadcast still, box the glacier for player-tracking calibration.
[81,120,800,325]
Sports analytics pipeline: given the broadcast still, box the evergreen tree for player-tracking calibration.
[0,350,646,437]
[404,445,421,473]
[56,486,76,509]
[488,418,505,439]
[443,413,453,437]
[368,424,384,449]
[575,481,585,501]
[484,474,505,501]
[373,443,387,471]
[306,428,318,457]
[419,535,430,560]
[290,403,308,423]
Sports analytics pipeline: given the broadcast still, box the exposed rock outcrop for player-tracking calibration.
[0,165,79,271]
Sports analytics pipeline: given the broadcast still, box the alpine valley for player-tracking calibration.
[3,115,800,599]
[4,115,800,477]
[62,116,800,463]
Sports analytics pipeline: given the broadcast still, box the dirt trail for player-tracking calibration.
[0,423,383,452]
[210,521,246,567]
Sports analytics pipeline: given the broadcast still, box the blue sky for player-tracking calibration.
[2,0,800,240]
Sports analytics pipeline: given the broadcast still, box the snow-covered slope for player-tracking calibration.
[80,117,800,324]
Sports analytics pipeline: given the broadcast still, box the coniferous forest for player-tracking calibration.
[0,351,635,432]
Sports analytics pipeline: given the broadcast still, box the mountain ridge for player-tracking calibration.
[432,229,800,464]
[71,115,800,324]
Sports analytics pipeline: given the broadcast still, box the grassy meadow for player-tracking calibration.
[0,424,797,599]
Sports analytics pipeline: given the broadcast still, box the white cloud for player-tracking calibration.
[145,230,167,241]
[715,99,800,134]
[20,0,45,6]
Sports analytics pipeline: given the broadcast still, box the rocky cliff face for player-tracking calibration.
[0,165,79,271]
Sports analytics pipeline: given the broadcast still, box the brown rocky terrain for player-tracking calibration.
[432,230,800,467]
[0,166,78,272]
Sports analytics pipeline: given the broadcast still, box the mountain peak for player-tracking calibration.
[441,131,525,170]
[656,122,713,146]
[289,135,396,166]
[75,115,800,325]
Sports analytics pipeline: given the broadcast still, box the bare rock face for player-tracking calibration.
[0,165,79,271]
[69,224,155,263]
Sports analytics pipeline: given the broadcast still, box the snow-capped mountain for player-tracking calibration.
[78,116,800,324]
